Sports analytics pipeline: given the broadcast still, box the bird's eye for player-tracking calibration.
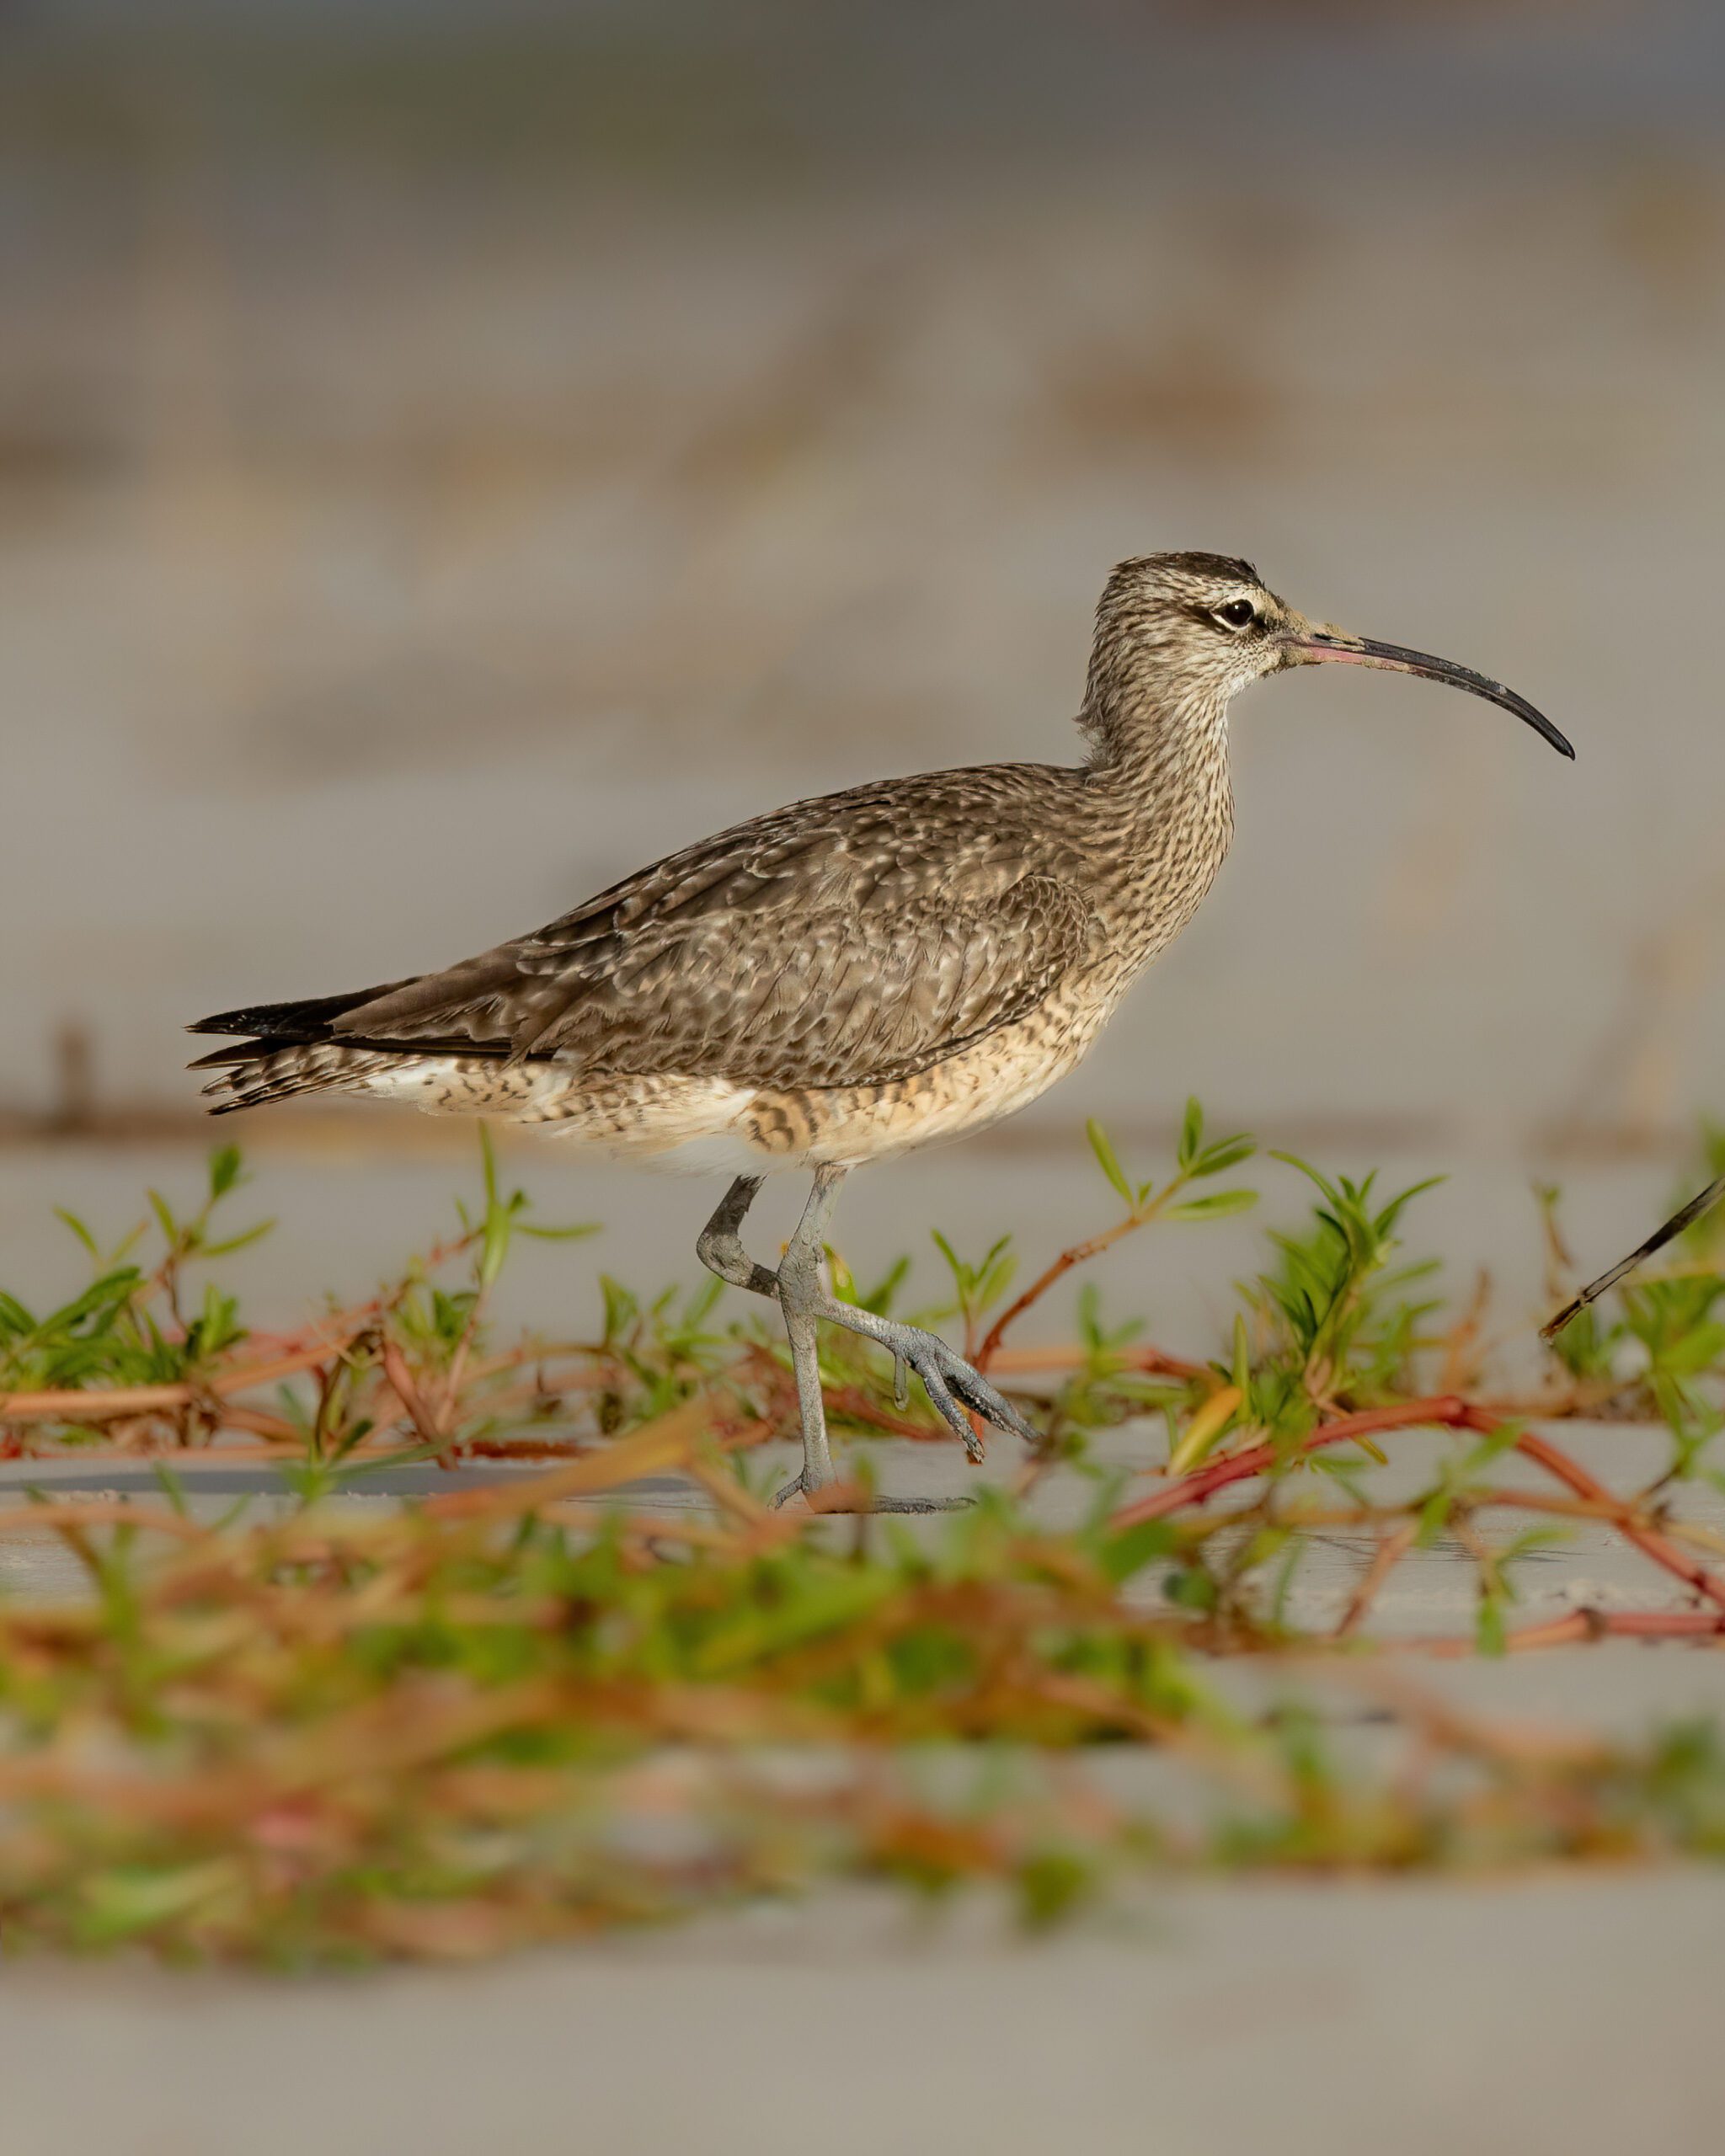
[1215,599,1258,630]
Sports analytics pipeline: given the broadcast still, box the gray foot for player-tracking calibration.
[813,1301,1041,1457]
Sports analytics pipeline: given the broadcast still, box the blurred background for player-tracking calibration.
[3,0,1724,1347]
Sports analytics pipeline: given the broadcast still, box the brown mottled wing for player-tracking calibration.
[331,773,1097,1089]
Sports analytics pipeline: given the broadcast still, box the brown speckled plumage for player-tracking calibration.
[189,554,1277,1166]
[189,552,1568,1508]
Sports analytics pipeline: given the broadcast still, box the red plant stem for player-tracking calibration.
[3,1329,1208,1438]
[213,1406,308,1445]
[1333,1519,1418,1640]
[973,1221,1134,1371]
[0,1343,355,1424]
[822,1385,953,1444]
[1459,1406,1725,1614]
[1414,1608,1725,1655]
[973,1216,1201,1377]
[378,1341,451,1465]
[1113,1391,1725,1617]
[0,1499,208,1542]
[986,1342,1211,1382]
[1112,1396,1469,1529]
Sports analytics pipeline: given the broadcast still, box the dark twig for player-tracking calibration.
[1542,1170,1725,1337]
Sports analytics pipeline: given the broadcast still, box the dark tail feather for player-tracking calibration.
[198,1041,411,1115]
[186,979,416,1043]
[188,1040,270,1070]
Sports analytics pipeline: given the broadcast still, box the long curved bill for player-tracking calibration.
[1290,631,1574,760]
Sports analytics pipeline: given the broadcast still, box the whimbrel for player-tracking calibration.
[190,553,1573,1508]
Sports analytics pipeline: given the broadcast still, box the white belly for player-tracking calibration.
[356,977,1123,1180]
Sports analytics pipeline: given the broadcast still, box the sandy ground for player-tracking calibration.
[0,1870,1718,2156]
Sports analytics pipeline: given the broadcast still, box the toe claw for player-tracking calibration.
[912,1357,975,1450]
[928,1346,1039,1449]
[900,1337,1030,1459]
[948,1367,1040,1448]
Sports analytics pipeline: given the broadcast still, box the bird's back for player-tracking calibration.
[190,760,1124,1100]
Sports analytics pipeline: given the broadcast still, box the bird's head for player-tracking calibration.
[1082,551,1573,761]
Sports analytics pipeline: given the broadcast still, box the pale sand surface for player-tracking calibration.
[0,1873,1718,2156]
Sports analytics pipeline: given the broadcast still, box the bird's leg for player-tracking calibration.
[763,1172,979,1509]
[696,1175,778,1299]
[695,1169,1023,1511]
[770,1166,846,1508]
[769,1167,976,1513]
[696,1171,843,1504]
